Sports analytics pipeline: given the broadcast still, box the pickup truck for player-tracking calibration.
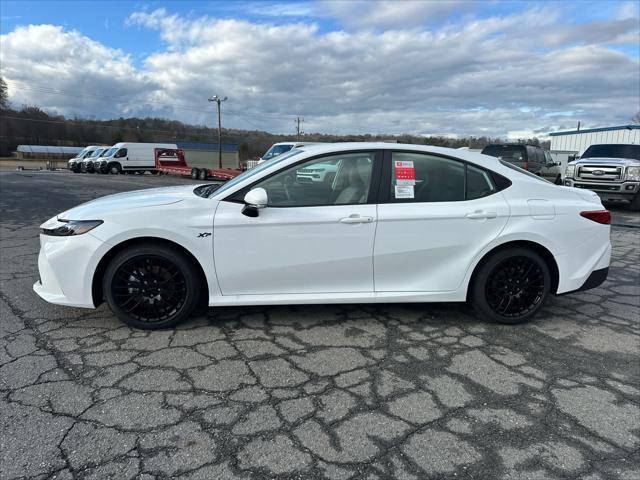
[564,144,640,210]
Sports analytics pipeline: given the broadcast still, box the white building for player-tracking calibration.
[549,125,639,156]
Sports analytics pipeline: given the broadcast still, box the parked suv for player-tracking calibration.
[564,144,640,210]
[481,144,556,178]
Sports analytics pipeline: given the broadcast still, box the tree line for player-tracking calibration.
[0,76,550,160]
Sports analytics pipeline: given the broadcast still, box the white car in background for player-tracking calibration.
[35,143,611,329]
[257,141,322,164]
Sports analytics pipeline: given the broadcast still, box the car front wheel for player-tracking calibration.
[470,247,550,324]
[103,243,201,329]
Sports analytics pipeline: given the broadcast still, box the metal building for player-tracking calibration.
[549,125,639,156]
[15,145,83,159]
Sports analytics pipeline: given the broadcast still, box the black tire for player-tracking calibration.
[554,174,562,185]
[198,169,207,181]
[103,243,201,329]
[629,193,640,212]
[191,168,199,179]
[108,162,122,175]
[470,247,550,325]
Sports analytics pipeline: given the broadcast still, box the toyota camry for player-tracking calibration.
[34,143,611,329]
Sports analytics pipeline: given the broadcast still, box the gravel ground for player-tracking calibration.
[1,170,638,480]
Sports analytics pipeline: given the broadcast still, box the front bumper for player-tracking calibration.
[33,232,110,308]
[564,178,639,202]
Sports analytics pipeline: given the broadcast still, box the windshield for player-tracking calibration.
[482,145,526,161]
[88,148,104,158]
[74,147,89,159]
[212,149,304,197]
[581,144,640,161]
[261,144,294,161]
[101,147,118,157]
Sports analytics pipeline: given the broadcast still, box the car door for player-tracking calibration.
[374,150,510,292]
[213,150,381,295]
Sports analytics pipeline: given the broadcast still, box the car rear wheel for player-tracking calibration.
[103,243,201,329]
[198,169,207,180]
[470,247,550,324]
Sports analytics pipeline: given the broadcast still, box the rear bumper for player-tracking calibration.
[559,267,608,295]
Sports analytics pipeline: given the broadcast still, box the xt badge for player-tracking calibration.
[198,232,212,238]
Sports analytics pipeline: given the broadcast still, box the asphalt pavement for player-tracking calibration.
[1,170,638,480]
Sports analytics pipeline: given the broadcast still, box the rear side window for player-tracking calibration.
[390,152,465,203]
[466,165,496,200]
[389,152,502,203]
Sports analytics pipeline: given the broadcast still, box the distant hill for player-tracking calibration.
[0,105,548,158]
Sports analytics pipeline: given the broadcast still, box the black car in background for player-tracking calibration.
[481,144,562,183]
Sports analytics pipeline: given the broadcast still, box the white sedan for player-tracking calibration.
[34,143,611,329]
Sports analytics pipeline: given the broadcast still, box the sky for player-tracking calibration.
[1,0,639,139]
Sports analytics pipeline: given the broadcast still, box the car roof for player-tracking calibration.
[295,142,503,167]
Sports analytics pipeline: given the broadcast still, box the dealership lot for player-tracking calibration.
[1,170,638,479]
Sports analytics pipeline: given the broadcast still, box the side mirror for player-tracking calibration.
[242,187,268,217]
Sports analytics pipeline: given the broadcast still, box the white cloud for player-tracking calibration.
[317,0,470,30]
[0,25,157,118]
[1,6,639,138]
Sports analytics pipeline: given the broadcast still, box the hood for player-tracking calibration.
[576,157,639,167]
[57,185,199,220]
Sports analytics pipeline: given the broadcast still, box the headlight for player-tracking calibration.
[565,164,576,179]
[41,219,103,236]
[626,166,640,181]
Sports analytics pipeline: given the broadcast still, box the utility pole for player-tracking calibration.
[295,117,304,141]
[208,95,228,168]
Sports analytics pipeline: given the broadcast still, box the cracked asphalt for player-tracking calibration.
[1,170,639,480]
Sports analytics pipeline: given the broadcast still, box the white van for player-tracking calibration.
[80,147,111,173]
[68,145,102,172]
[95,142,178,174]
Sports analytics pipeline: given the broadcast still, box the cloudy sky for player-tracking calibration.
[1,0,639,138]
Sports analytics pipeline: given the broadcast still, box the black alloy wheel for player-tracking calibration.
[471,247,550,324]
[104,244,200,329]
[485,256,545,317]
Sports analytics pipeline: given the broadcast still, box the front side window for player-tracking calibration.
[390,152,465,202]
[115,148,127,158]
[252,152,375,207]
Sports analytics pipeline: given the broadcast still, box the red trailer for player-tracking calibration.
[154,148,243,181]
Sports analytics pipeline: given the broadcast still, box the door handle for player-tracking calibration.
[339,214,373,224]
[466,211,497,220]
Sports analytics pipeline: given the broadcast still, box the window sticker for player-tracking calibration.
[394,185,414,199]
[395,160,415,186]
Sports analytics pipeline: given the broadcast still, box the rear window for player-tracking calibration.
[482,145,526,162]
[581,144,640,160]
[499,160,550,183]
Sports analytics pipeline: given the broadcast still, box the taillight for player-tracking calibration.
[580,210,611,225]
